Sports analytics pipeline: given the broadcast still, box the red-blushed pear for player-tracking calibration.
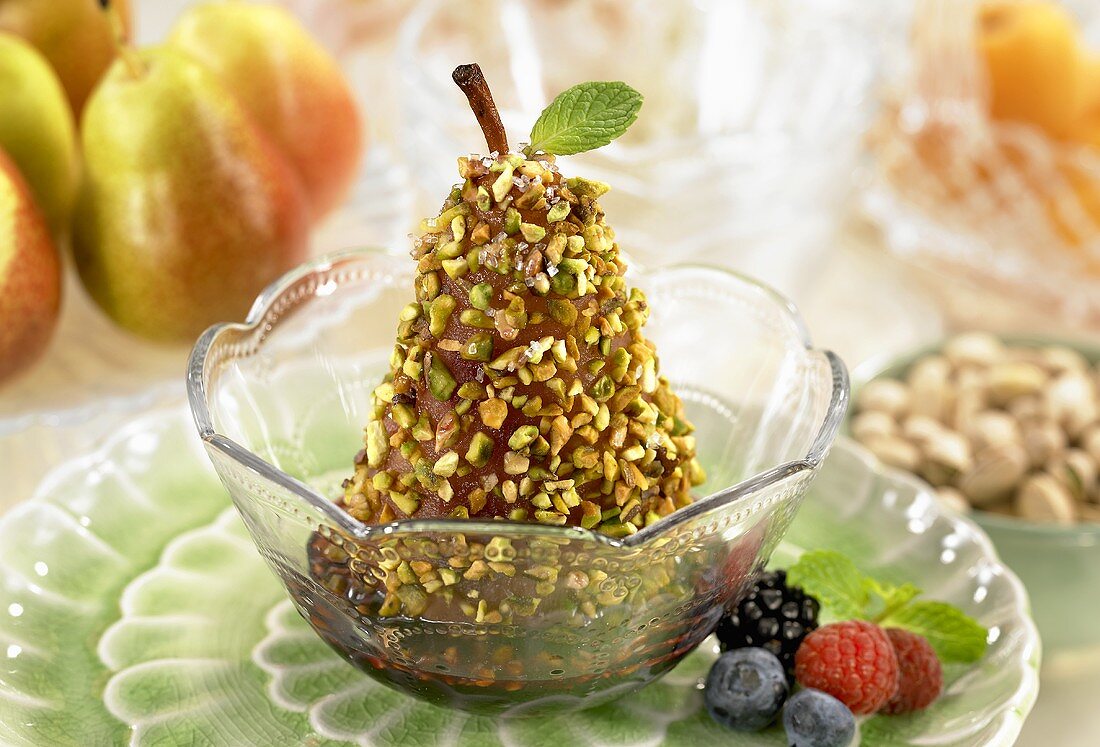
[0,148,61,384]
[168,2,363,221]
[0,0,133,119]
[72,46,311,342]
[0,32,77,234]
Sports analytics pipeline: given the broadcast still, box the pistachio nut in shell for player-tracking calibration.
[902,414,945,446]
[1016,473,1077,524]
[986,361,1047,405]
[862,434,921,472]
[965,410,1021,451]
[942,331,1004,368]
[851,410,897,442]
[1050,449,1098,501]
[858,379,911,418]
[936,487,971,514]
[1045,372,1098,438]
[958,442,1030,506]
[1021,419,1068,469]
[906,355,952,419]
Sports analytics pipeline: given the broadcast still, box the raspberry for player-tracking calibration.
[882,628,943,714]
[794,620,899,715]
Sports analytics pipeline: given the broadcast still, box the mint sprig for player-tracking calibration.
[884,602,989,664]
[525,82,643,157]
[787,550,988,663]
[786,550,868,621]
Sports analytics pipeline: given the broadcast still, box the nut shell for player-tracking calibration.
[958,443,1029,506]
[1016,474,1077,524]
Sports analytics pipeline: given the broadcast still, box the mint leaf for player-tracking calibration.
[882,601,989,663]
[864,579,922,620]
[526,82,642,156]
[786,550,870,621]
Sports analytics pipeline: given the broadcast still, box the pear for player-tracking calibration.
[0,147,61,384]
[0,0,133,118]
[72,46,310,342]
[342,69,703,535]
[169,2,363,221]
[0,32,77,233]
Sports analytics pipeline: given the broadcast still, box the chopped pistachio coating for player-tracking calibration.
[342,153,703,531]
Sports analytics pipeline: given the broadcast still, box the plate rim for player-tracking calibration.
[826,435,1042,746]
[0,407,1042,746]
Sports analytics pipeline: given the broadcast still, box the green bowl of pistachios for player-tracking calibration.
[848,332,1100,652]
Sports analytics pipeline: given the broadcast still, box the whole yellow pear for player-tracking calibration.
[0,0,133,119]
[72,46,311,342]
[0,147,61,383]
[0,32,77,233]
[169,2,363,220]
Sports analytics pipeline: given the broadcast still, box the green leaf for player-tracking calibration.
[878,582,923,609]
[882,601,989,663]
[786,550,870,621]
[864,579,922,621]
[526,82,643,156]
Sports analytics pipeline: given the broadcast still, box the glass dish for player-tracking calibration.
[187,248,848,715]
[394,0,879,301]
[851,334,1100,652]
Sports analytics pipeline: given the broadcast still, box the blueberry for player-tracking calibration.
[783,688,856,747]
[704,647,789,731]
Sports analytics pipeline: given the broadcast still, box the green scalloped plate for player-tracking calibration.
[0,404,1039,746]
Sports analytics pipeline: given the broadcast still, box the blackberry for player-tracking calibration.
[716,570,819,677]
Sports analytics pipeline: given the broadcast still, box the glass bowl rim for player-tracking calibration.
[850,334,1100,540]
[186,247,849,549]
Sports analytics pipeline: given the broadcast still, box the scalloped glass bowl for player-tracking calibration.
[187,249,847,715]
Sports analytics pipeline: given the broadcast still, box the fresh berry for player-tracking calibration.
[704,647,789,731]
[882,628,943,714]
[783,688,856,747]
[716,570,820,678]
[794,620,899,715]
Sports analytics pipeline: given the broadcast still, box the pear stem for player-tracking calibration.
[98,0,145,79]
[452,64,509,156]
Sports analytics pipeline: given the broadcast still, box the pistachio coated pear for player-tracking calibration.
[0,148,61,383]
[343,68,702,536]
[0,32,76,232]
[169,2,363,220]
[72,46,310,342]
[0,0,133,118]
